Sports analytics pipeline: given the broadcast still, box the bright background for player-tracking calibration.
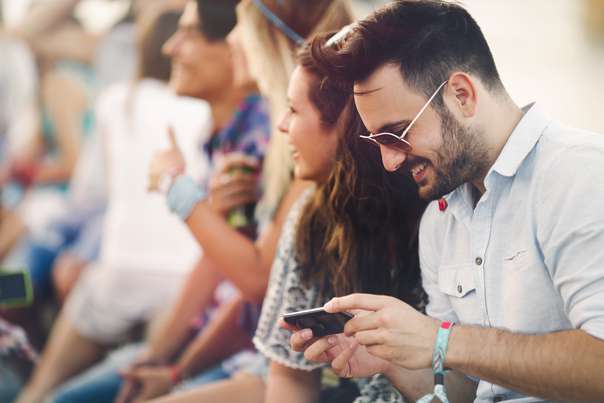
[3,0,604,132]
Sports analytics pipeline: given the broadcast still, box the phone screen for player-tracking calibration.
[283,308,353,337]
[0,270,33,307]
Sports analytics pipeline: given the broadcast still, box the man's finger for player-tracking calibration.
[353,328,386,346]
[324,293,393,313]
[343,311,381,337]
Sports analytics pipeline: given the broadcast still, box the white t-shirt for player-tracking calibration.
[0,36,38,157]
[97,79,211,274]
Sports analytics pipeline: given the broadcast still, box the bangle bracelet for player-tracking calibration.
[166,175,206,220]
[416,321,454,403]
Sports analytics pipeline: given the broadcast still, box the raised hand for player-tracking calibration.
[148,126,186,192]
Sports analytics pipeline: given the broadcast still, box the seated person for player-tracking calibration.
[15,8,227,403]
[291,2,604,402]
[145,33,427,403]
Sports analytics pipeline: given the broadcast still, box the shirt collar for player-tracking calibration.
[490,102,552,178]
[442,103,551,216]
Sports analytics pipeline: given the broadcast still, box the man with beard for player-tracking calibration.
[289,1,604,402]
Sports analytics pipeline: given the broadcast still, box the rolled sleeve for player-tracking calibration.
[536,146,604,340]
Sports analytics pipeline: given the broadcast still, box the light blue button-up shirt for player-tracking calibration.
[419,103,604,403]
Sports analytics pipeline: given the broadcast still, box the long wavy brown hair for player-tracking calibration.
[295,35,427,308]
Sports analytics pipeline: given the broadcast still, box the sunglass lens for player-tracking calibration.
[372,134,412,151]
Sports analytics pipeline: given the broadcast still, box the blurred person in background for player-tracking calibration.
[142,2,354,403]
[14,6,214,403]
[1,8,99,300]
[13,0,180,308]
[42,1,274,402]
[0,0,141,347]
[0,7,41,388]
[0,19,40,260]
[147,0,353,315]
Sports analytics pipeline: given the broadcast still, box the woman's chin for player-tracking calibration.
[294,164,311,181]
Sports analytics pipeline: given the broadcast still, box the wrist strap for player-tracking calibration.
[166,175,206,220]
[416,321,454,403]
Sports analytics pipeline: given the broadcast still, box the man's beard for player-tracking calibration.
[421,108,490,201]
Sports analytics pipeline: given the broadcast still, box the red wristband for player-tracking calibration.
[169,365,183,385]
[11,163,37,187]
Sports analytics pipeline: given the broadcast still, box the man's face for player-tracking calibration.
[162,2,233,99]
[354,64,488,201]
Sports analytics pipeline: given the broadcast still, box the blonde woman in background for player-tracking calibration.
[236,0,353,222]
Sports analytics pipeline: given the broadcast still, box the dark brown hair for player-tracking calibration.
[136,10,180,82]
[319,0,503,112]
[295,36,427,307]
[196,0,238,41]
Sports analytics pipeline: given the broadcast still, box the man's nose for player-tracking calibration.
[379,145,408,172]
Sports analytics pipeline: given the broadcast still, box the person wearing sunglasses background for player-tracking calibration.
[289,1,604,402]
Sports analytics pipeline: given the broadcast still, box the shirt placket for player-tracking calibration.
[470,191,496,328]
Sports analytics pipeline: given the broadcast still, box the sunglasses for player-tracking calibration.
[360,80,448,152]
[250,0,304,46]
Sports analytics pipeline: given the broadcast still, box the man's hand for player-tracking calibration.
[207,153,259,216]
[117,366,175,403]
[282,318,391,378]
[324,294,440,370]
[148,127,186,192]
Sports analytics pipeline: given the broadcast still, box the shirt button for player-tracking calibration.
[457,285,463,294]
[475,257,483,266]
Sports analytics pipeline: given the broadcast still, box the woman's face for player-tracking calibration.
[278,66,339,182]
[226,24,254,88]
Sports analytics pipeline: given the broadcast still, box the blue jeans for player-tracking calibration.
[48,343,231,403]
[23,207,103,299]
[0,363,24,403]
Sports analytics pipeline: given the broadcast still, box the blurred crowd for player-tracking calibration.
[1,1,359,401]
[1,1,604,403]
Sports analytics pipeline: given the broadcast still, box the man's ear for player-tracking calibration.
[445,72,478,118]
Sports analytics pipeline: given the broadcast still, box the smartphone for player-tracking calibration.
[0,270,33,308]
[283,307,353,337]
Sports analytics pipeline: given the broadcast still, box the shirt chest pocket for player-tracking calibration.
[438,266,482,324]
